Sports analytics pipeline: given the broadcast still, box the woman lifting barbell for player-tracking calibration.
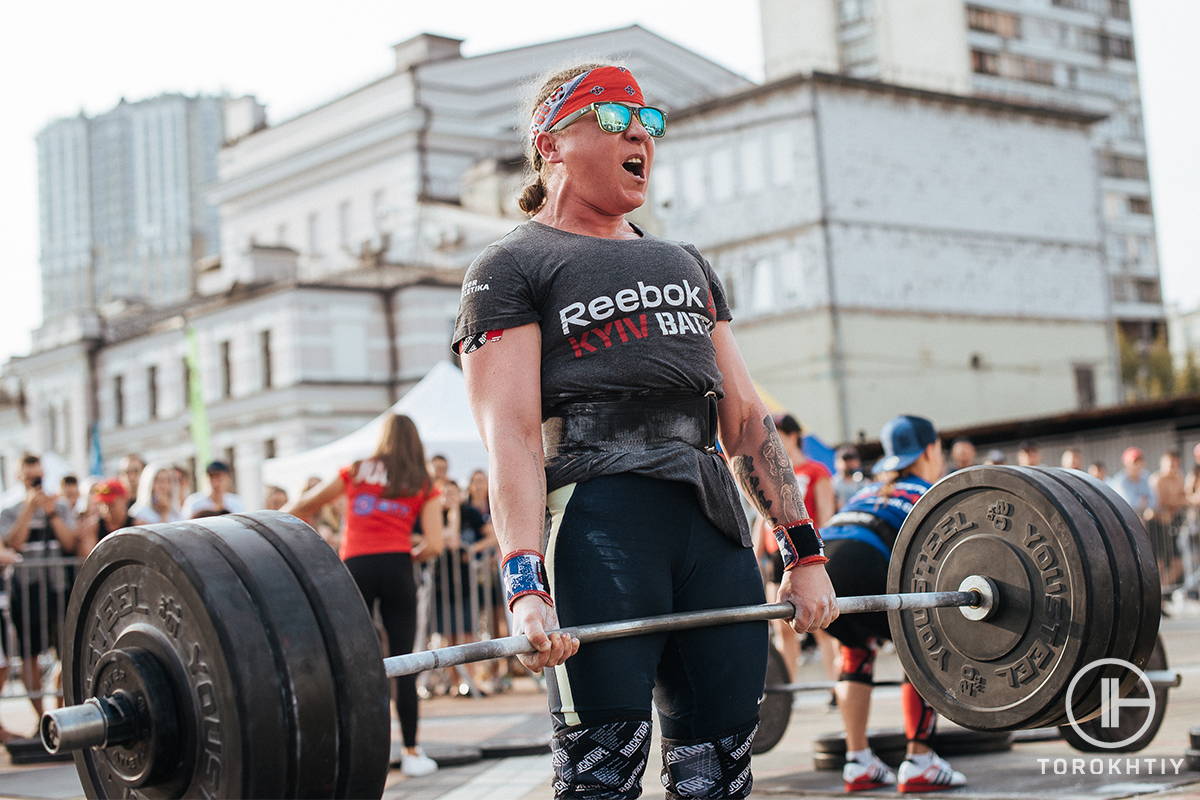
[452,63,837,799]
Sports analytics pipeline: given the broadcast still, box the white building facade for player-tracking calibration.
[759,0,1163,355]
[2,28,749,502]
[653,74,1116,442]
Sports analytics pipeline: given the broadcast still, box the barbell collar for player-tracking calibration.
[385,587,981,678]
[41,695,138,755]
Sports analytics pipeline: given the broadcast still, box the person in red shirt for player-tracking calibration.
[752,413,835,681]
[286,413,444,776]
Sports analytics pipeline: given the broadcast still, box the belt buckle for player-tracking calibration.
[703,391,718,453]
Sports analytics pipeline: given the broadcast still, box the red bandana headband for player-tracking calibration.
[530,66,644,139]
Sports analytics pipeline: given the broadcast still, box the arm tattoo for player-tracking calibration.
[730,415,809,526]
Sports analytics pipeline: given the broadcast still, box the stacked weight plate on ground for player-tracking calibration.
[811,727,1013,771]
[886,466,1118,731]
[4,738,73,765]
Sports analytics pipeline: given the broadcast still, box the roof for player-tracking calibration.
[671,70,1107,126]
[854,394,1200,459]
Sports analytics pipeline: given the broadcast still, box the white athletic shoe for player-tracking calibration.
[842,752,896,792]
[897,752,966,793]
[401,747,439,778]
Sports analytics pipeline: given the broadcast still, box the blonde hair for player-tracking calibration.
[137,461,181,514]
[518,61,615,216]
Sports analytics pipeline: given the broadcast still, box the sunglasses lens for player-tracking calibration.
[594,103,632,133]
[637,107,667,137]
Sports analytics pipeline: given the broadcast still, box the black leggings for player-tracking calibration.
[344,552,419,747]
[546,474,767,738]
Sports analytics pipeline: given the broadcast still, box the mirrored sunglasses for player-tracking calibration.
[549,102,667,138]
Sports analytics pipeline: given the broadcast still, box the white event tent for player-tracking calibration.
[261,361,488,495]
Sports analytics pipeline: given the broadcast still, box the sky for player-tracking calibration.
[1,1,1195,365]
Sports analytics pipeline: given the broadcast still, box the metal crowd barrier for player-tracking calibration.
[1147,511,1200,603]
[1,556,80,704]
[413,544,506,698]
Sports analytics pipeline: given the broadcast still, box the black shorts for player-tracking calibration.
[822,538,891,650]
[544,474,768,740]
[10,579,63,659]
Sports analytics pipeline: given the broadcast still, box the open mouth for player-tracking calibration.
[621,156,646,180]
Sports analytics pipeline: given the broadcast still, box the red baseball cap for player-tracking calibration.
[93,479,128,499]
[1121,447,1144,465]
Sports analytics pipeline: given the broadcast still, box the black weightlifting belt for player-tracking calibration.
[542,392,719,459]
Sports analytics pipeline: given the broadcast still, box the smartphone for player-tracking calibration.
[31,476,42,489]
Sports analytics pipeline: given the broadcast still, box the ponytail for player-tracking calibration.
[518,175,547,215]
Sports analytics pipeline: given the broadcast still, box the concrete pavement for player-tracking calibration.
[1,615,1198,799]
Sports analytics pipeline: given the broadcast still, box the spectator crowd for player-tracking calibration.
[0,428,1198,746]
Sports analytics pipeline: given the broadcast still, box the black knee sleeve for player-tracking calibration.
[551,719,653,799]
[838,644,877,685]
[660,721,757,799]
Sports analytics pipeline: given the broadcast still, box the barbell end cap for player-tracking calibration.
[40,698,111,754]
[958,575,999,622]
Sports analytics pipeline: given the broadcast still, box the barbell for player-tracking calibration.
[40,465,1160,798]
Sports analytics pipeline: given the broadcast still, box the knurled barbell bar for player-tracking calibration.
[39,465,1160,799]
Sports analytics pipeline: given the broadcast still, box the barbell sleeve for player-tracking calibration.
[384,588,980,678]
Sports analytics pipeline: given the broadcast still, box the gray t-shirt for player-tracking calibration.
[452,220,750,546]
[0,497,73,591]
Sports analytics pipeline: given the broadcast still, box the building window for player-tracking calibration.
[653,165,676,210]
[147,365,158,420]
[740,139,766,193]
[710,149,735,202]
[770,132,795,187]
[842,32,877,67]
[338,200,351,249]
[220,340,233,398]
[306,211,321,256]
[971,49,1000,76]
[264,439,277,460]
[838,0,872,24]
[1102,34,1133,60]
[275,222,289,247]
[114,375,125,427]
[224,446,237,486]
[60,400,71,454]
[47,406,58,452]
[681,156,706,209]
[973,50,1055,84]
[1134,278,1161,303]
[967,6,1020,38]
[182,356,192,411]
[1101,154,1148,180]
[1128,196,1152,215]
[260,330,273,390]
[371,188,387,230]
[1109,0,1130,20]
[1073,365,1096,410]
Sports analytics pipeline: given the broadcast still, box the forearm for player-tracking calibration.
[726,412,809,527]
[51,517,78,552]
[486,429,547,555]
[6,507,34,551]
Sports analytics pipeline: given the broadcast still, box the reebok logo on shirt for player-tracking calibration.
[558,280,705,334]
